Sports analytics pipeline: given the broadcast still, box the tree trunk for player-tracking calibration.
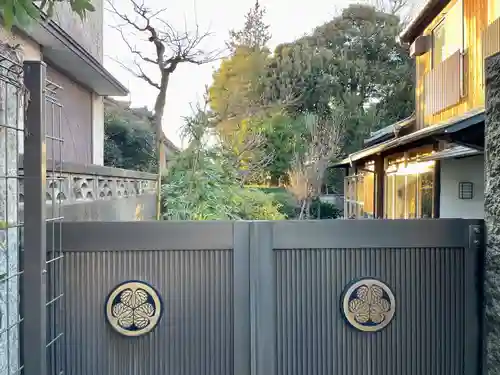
[298,200,307,219]
[154,72,170,220]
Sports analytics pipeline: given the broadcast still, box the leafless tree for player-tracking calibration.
[287,111,345,219]
[232,131,275,186]
[106,0,222,218]
[370,0,417,23]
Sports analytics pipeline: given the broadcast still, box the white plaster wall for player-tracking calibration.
[440,155,484,219]
[92,94,105,165]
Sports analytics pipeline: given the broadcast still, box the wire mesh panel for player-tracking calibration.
[0,44,25,375]
[44,80,64,375]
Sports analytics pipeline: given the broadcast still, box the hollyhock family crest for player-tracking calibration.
[105,281,163,337]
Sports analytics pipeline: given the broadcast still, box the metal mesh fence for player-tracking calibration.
[44,80,64,375]
[0,46,25,375]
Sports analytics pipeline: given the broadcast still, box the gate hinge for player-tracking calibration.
[469,224,483,250]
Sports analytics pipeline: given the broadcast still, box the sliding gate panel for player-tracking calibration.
[53,221,239,375]
[265,220,483,375]
[49,219,484,375]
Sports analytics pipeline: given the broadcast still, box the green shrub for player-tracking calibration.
[309,198,341,219]
[161,152,284,221]
[252,187,299,219]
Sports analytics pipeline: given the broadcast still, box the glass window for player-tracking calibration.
[385,174,394,219]
[363,173,375,218]
[432,21,446,68]
[432,0,463,67]
[489,0,500,24]
[406,174,418,219]
[384,157,435,219]
[395,175,406,219]
[344,162,375,219]
[419,172,434,218]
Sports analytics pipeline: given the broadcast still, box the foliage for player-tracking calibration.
[104,112,157,172]
[208,3,414,192]
[309,198,342,219]
[1,0,95,29]
[209,1,280,185]
[228,0,271,51]
[251,186,342,219]
[262,4,414,151]
[259,112,306,184]
[161,107,284,221]
[253,186,298,218]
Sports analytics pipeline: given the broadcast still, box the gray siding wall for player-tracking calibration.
[52,0,103,61]
[46,65,92,164]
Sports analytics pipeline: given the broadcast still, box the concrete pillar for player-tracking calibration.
[484,52,500,373]
[91,93,104,166]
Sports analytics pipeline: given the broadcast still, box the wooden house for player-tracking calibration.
[333,0,499,219]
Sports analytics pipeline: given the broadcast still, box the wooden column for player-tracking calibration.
[374,155,385,219]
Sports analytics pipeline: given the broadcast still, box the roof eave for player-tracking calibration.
[363,115,416,147]
[332,109,484,168]
[399,0,452,44]
[19,16,128,96]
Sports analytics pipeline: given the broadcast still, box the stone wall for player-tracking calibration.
[0,43,22,375]
[484,51,500,374]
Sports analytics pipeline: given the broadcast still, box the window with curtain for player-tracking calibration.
[432,0,463,68]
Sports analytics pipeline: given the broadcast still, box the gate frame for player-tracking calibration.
[23,60,48,375]
[23,60,66,375]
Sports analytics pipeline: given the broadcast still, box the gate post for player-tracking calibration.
[484,51,500,374]
[22,61,47,375]
[234,222,251,375]
[249,222,275,375]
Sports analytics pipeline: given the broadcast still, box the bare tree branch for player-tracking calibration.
[107,55,161,90]
[110,25,158,65]
[106,0,225,218]
[287,111,345,219]
[370,0,416,24]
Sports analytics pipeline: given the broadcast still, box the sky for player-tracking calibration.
[103,0,419,148]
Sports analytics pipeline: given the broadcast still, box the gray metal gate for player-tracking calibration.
[39,219,484,375]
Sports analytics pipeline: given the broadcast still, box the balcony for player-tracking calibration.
[424,50,462,116]
[483,17,500,60]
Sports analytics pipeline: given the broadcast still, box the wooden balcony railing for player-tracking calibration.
[483,17,500,60]
[424,50,462,116]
